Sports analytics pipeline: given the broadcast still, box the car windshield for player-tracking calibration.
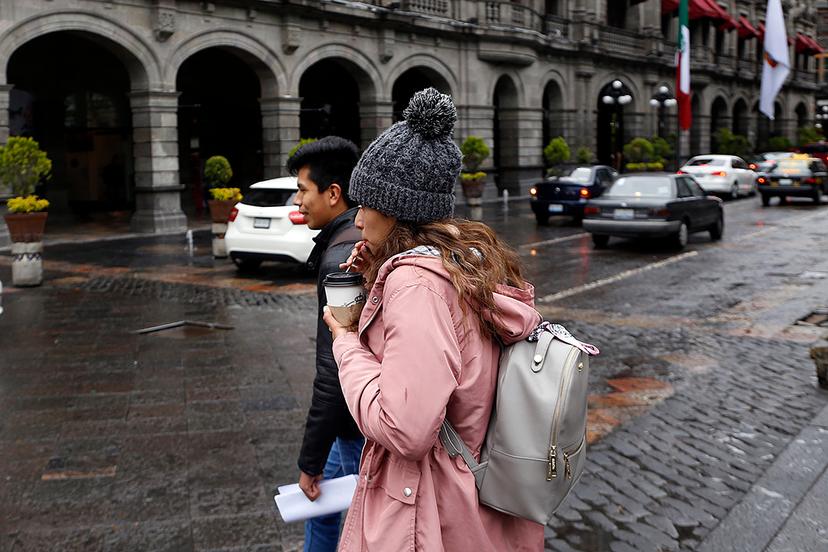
[770,160,811,174]
[762,152,794,160]
[567,167,592,183]
[606,177,673,198]
[242,188,296,207]
[686,158,725,167]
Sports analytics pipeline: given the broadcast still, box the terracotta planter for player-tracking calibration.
[208,200,236,223]
[4,212,48,243]
[461,177,486,199]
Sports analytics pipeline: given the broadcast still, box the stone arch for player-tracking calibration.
[0,10,159,89]
[290,44,382,102]
[166,30,285,98]
[595,79,636,165]
[385,54,458,99]
[710,96,729,150]
[488,71,526,107]
[795,101,808,129]
[732,97,749,136]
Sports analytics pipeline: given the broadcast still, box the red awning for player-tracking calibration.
[797,34,825,55]
[662,0,736,27]
[737,16,759,39]
[807,35,824,54]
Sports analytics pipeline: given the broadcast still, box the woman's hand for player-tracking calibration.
[339,240,372,273]
[323,306,352,341]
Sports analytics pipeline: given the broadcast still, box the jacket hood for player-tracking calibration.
[380,253,541,345]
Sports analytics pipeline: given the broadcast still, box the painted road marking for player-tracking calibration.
[535,207,827,303]
[538,251,699,303]
[518,233,588,251]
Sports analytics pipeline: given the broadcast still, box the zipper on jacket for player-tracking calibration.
[546,347,579,482]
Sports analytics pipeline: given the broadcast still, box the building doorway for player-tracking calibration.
[299,59,361,147]
[493,76,520,194]
[596,80,633,167]
[391,68,451,122]
[176,48,263,215]
[7,33,134,218]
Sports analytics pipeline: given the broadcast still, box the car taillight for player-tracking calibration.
[579,188,591,199]
[584,206,600,215]
[748,163,757,170]
[711,171,727,177]
[228,207,238,222]
[676,170,686,174]
[649,208,670,217]
[288,211,307,225]
[757,177,767,184]
[804,177,817,185]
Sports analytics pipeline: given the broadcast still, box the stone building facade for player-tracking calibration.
[0,0,821,244]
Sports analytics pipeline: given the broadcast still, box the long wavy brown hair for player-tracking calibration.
[361,219,526,338]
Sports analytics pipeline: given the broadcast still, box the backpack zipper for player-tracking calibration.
[546,347,579,480]
[563,436,585,480]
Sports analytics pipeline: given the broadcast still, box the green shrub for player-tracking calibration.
[623,138,655,163]
[0,136,52,197]
[713,128,752,157]
[798,126,824,146]
[651,136,674,161]
[204,155,233,188]
[460,171,487,181]
[460,136,490,172]
[575,146,594,164]
[544,137,570,167]
[768,136,792,151]
[625,161,665,172]
[288,138,318,161]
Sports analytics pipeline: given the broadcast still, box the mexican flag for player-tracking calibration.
[676,0,691,130]
[759,0,789,119]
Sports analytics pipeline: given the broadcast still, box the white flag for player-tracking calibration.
[759,0,790,119]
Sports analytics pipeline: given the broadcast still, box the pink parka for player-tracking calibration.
[332,253,545,551]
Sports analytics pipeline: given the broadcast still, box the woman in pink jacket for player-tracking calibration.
[322,88,544,551]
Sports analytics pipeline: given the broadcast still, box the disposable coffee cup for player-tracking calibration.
[323,272,366,327]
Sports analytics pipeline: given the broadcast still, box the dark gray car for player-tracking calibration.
[582,173,724,249]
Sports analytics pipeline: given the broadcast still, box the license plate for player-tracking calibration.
[779,178,792,185]
[614,209,634,220]
[253,217,271,229]
[548,204,564,213]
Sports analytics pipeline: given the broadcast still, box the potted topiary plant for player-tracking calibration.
[0,137,52,286]
[205,155,237,224]
[544,137,571,177]
[460,136,490,220]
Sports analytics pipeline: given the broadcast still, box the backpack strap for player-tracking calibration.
[328,226,362,249]
[439,421,485,488]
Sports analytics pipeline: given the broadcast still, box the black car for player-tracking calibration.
[582,173,724,249]
[529,165,617,224]
[756,157,828,206]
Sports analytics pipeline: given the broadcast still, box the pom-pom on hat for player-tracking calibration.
[348,88,461,223]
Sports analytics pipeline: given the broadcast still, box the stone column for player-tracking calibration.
[638,0,661,35]
[574,70,595,155]
[0,84,12,248]
[129,90,187,234]
[260,96,299,178]
[359,101,394,148]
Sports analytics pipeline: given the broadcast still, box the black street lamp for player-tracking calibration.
[815,105,828,130]
[602,80,633,169]
[649,85,677,139]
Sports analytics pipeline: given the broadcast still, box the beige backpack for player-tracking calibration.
[439,322,599,524]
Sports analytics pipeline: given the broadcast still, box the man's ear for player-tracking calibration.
[327,183,343,206]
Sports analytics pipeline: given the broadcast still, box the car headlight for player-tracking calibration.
[529,187,537,196]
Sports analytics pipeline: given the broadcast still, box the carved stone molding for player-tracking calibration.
[153,7,176,42]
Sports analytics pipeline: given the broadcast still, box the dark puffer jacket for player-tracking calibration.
[298,207,363,475]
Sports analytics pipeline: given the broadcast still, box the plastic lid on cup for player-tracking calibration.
[323,272,363,287]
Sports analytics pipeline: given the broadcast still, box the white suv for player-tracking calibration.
[678,155,757,199]
[224,177,319,270]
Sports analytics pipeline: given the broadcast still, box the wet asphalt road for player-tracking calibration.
[1,193,828,551]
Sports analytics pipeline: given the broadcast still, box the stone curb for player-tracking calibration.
[698,401,828,552]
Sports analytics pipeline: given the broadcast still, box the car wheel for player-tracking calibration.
[730,183,739,200]
[673,221,688,249]
[709,213,724,241]
[232,258,262,272]
[535,212,549,225]
[761,193,771,207]
[592,234,610,249]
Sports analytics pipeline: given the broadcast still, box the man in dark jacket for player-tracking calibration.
[288,137,363,552]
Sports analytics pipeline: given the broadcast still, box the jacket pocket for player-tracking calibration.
[378,457,421,505]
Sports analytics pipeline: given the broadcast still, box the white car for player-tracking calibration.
[678,154,757,199]
[224,176,319,270]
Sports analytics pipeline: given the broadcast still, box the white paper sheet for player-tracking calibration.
[274,474,359,523]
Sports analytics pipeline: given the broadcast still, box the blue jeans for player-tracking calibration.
[304,437,364,552]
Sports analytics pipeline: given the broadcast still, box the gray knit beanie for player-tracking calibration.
[348,88,461,223]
